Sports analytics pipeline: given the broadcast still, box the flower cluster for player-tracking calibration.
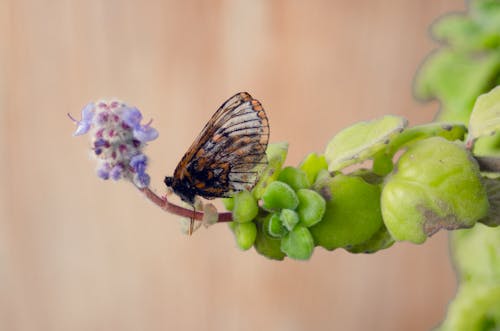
[69,100,158,188]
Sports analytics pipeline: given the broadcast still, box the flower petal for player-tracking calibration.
[110,165,124,180]
[133,172,150,188]
[73,121,92,136]
[72,103,95,136]
[81,103,95,121]
[130,154,147,174]
[121,107,142,128]
[133,126,159,142]
[97,163,111,180]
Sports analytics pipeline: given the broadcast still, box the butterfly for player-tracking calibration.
[164,92,270,230]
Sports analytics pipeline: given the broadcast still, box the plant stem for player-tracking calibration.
[138,186,233,222]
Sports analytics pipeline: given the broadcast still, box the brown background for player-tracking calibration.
[1,1,465,330]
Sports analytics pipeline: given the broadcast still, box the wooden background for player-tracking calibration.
[1,1,466,330]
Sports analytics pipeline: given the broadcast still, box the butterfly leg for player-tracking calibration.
[188,197,204,235]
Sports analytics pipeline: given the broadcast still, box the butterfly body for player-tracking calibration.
[165,92,269,207]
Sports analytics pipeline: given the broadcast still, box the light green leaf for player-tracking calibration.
[468,85,500,144]
[414,50,500,123]
[325,115,407,172]
[252,142,288,199]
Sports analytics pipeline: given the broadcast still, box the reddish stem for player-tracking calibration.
[138,186,233,222]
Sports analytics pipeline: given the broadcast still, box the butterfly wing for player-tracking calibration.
[172,92,269,200]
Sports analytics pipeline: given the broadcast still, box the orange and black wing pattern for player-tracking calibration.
[165,92,269,204]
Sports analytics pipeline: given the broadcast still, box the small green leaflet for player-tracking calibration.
[468,85,500,146]
[325,115,407,171]
[252,142,289,199]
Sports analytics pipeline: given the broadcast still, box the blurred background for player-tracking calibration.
[0,1,466,330]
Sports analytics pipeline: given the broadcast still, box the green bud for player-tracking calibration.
[310,174,383,250]
[277,166,311,191]
[296,189,326,227]
[381,137,489,244]
[222,198,235,211]
[229,221,257,251]
[267,213,287,238]
[299,153,328,184]
[232,190,258,223]
[280,209,300,231]
[262,181,299,211]
[280,225,315,260]
[254,215,286,260]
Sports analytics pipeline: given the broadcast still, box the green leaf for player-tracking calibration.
[325,115,408,172]
[472,0,500,32]
[437,283,500,331]
[252,142,289,199]
[479,177,500,226]
[386,122,467,155]
[299,153,328,184]
[310,174,383,250]
[432,14,497,51]
[381,137,489,244]
[468,85,500,144]
[414,50,500,123]
[277,166,310,191]
[254,215,286,260]
[280,225,315,260]
[451,224,500,283]
[345,224,395,254]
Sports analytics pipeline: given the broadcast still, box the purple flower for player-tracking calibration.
[130,154,147,175]
[71,99,158,188]
[121,107,143,127]
[69,103,95,136]
[110,164,124,180]
[134,125,159,142]
[97,163,111,180]
[133,172,150,188]
[121,107,159,142]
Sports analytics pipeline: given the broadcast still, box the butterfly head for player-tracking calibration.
[164,176,196,205]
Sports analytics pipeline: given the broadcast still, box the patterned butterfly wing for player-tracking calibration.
[169,92,269,204]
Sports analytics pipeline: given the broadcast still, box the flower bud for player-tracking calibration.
[267,213,287,238]
[296,189,326,227]
[280,225,315,260]
[232,191,259,223]
[262,181,299,211]
[277,166,310,191]
[280,209,300,231]
[254,215,286,260]
[229,221,257,251]
[299,153,328,185]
